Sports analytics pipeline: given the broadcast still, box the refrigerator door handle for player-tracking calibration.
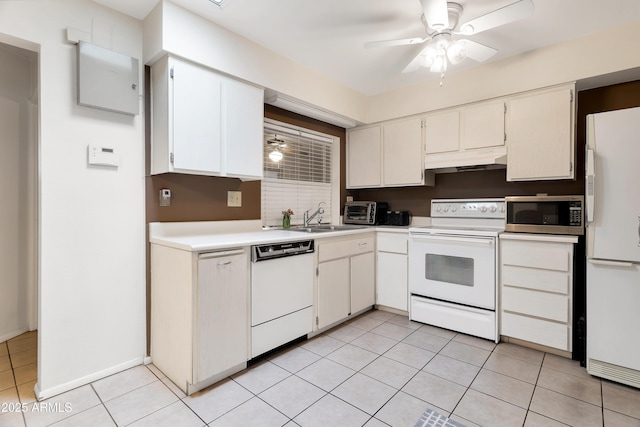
[589,258,635,268]
[585,148,595,223]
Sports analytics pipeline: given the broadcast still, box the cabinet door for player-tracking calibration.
[196,252,248,383]
[347,126,382,188]
[425,110,460,154]
[222,77,264,179]
[171,58,222,174]
[383,117,424,186]
[507,86,574,181]
[460,100,505,150]
[351,252,375,314]
[317,258,350,329]
[377,252,408,311]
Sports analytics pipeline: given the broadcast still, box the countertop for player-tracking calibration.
[149,218,429,252]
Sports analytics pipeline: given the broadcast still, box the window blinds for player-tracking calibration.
[262,123,334,227]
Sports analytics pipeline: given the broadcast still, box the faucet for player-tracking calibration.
[304,202,326,227]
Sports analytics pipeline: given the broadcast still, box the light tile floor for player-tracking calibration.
[2,311,640,426]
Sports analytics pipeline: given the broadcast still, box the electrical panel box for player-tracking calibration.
[77,41,139,115]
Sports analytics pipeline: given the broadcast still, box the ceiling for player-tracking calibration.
[94,0,640,96]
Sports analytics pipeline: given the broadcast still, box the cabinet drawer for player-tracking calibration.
[502,312,570,351]
[502,265,569,294]
[377,233,408,254]
[501,240,571,272]
[502,286,569,322]
[319,236,374,262]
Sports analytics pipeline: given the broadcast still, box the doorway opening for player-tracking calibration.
[0,40,39,403]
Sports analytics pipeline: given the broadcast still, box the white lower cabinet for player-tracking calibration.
[499,233,578,352]
[376,231,408,311]
[316,234,375,329]
[151,244,249,395]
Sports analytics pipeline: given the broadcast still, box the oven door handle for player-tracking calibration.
[410,235,494,247]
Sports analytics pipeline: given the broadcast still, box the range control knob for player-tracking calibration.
[443,205,449,212]
[490,206,497,213]
[500,205,506,212]
[481,206,487,212]
[435,205,442,212]
[451,205,457,212]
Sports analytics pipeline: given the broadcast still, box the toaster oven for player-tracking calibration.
[343,201,388,225]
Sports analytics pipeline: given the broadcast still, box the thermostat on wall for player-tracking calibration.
[88,144,119,168]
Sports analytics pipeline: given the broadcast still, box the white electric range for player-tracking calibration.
[408,198,505,342]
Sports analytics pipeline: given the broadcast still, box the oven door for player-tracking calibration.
[409,233,496,310]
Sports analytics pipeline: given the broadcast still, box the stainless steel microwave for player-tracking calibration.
[343,201,388,225]
[505,195,584,235]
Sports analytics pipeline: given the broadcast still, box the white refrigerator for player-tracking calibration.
[586,106,640,388]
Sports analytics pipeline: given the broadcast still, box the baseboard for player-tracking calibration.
[35,356,145,401]
[0,328,31,343]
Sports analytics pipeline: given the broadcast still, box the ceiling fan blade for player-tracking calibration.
[364,37,428,49]
[459,0,534,35]
[402,46,431,73]
[419,0,449,31]
[459,39,498,62]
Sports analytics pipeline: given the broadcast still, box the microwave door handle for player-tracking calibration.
[585,148,595,224]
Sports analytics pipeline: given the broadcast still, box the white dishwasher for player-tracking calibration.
[250,240,315,358]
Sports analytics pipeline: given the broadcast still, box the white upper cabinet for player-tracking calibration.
[423,100,506,171]
[460,100,506,150]
[506,84,575,181]
[424,110,460,154]
[151,56,263,180]
[347,125,382,188]
[347,117,433,189]
[382,116,426,186]
[222,76,264,179]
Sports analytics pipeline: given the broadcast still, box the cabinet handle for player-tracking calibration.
[589,259,634,268]
[217,261,232,267]
[358,242,368,246]
[637,215,639,247]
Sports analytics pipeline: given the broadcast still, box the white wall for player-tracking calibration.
[0,0,146,399]
[360,20,640,123]
[143,0,370,124]
[144,1,640,126]
[0,45,36,342]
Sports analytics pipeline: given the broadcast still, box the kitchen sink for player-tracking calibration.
[291,224,368,233]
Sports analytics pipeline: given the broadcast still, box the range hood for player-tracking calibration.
[424,146,507,173]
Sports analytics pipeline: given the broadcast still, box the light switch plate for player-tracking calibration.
[159,189,171,207]
[227,191,242,207]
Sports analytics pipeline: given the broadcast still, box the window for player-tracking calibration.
[262,119,339,227]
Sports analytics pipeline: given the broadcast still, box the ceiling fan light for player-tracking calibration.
[430,53,447,73]
[447,41,467,65]
[419,54,434,68]
[269,150,283,162]
[419,45,437,67]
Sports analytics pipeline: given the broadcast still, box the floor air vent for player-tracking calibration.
[414,408,466,427]
[588,358,640,389]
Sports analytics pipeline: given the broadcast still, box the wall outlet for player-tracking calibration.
[227,191,242,207]
[159,189,171,207]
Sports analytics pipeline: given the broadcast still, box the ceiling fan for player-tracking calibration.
[266,135,287,162]
[365,0,534,75]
